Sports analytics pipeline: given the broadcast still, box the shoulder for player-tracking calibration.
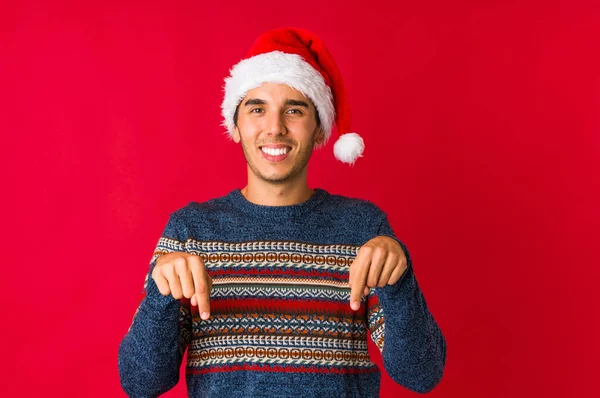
[168,191,232,224]
[156,192,234,242]
[322,190,387,220]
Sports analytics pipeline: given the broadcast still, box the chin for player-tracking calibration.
[260,172,293,183]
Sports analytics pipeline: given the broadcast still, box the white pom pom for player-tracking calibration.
[333,132,365,165]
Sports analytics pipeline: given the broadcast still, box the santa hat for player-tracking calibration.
[221,27,364,165]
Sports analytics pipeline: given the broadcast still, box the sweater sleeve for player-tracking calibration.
[366,213,447,394]
[118,212,193,398]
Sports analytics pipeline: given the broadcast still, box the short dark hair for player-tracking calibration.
[233,102,321,127]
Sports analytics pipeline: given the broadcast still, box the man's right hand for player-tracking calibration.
[151,252,213,320]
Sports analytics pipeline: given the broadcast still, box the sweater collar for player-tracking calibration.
[227,188,328,218]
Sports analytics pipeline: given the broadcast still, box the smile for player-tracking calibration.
[259,146,291,162]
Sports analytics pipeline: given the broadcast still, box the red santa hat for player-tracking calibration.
[221,27,365,165]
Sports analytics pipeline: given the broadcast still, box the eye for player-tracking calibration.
[250,108,264,113]
[287,108,303,115]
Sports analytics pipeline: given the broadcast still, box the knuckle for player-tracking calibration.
[162,265,175,278]
[374,247,386,258]
[360,245,373,254]
[174,257,186,269]
[192,255,205,270]
[357,276,367,287]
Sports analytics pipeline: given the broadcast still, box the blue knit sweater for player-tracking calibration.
[118,188,446,397]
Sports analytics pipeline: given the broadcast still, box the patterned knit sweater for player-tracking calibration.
[118,188,446,397]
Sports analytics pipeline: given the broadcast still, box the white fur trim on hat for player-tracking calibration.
[333,132,364,165]
[221,51,335,149]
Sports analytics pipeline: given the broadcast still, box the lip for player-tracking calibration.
[259,145,291,149]
[259,146,291,162]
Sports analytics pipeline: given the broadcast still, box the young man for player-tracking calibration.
[118,27,446,397]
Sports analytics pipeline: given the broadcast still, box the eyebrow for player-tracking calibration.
[243,98,310,108]
[244,98,266,106]
[285,99,310,108]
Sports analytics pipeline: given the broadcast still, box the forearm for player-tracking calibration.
[118,272,185,397]
[377,260,447,393]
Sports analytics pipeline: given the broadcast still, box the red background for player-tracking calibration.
[2,1,598,397]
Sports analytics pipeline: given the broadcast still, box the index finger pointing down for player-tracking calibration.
[189,255,211,319]
[349,251,370,311]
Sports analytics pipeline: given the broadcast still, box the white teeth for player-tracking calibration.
[261,147,289,156]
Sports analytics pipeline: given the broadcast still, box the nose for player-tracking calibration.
[265,110,287,136]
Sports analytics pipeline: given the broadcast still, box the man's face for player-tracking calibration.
[233,82,324,184]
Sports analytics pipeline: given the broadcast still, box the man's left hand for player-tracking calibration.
[349,236,408,311]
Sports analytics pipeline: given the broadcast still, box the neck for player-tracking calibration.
[241,170,314,206]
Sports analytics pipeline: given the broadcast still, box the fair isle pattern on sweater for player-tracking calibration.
[118,188,446,398]
[144,238,386,375]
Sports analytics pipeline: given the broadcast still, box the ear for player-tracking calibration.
[232,126,241,143]
[314,126,325,145]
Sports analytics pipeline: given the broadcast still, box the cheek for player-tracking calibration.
[237,122,260,139]
[296,118,318,134]
[238,120,264,138]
